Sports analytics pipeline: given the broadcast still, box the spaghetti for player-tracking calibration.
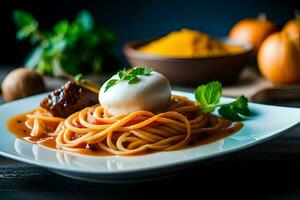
[8,95,242,156]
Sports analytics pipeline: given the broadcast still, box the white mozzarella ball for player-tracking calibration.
[99,71,171,115]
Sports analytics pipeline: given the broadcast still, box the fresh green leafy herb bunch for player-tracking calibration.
[13,10,120,77]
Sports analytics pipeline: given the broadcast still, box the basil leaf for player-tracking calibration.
[130,67,152,76]
[128,77,139,84]
[104,79,119,92]
[118,69,127,79]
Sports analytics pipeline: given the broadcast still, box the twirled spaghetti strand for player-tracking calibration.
[23,95,238,155]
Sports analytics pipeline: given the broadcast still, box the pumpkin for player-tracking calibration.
[258,31,300,84]
[229,13,277,53]
[283,11,300,37]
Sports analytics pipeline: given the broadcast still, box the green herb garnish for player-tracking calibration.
[195,81,251,121]
[104,67,152,92]
[13,10,119,78]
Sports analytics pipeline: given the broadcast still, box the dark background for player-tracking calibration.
[0,0,299,66]
[1,2,300,199]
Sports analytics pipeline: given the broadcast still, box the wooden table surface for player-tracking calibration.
[1,67,300,199]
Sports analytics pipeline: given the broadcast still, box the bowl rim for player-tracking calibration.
[123,36,253,61]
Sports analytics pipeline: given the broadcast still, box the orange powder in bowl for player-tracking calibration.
[139,29,244,58]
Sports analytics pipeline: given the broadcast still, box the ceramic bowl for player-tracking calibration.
[123,37,253,86]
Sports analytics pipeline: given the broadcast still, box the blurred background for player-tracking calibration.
[1,0,299,65]
[0,0,299,105]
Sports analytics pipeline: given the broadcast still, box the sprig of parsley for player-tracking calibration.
[104,67,152,92]
[13,10,119,77]
[195,81,251,121]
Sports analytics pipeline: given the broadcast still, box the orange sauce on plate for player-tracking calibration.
[7,112,243,156]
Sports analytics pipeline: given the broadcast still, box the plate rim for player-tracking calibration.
[0,91,300,175]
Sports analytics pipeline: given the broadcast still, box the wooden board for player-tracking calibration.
[222,68,273,98]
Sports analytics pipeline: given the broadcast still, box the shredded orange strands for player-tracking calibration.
[23,95,235,155]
